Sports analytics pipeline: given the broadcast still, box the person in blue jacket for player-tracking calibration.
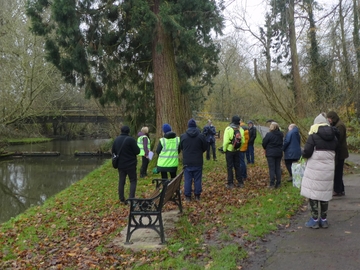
[282,123,302,182]
[203,119,217,161]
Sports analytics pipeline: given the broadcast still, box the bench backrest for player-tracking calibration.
[162,170,183,205]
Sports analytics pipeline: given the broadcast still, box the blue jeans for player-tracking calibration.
[266,156,282,187]
[240,151,247,179]
[246,144,255,164]
[184,166,203,197]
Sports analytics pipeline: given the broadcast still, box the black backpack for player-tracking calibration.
[226,127,241,150]
[232,129,241,149]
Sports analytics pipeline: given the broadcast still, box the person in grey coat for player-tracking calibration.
[301,113,337,229]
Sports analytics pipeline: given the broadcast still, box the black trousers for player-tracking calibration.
[161,171,177,179]
[225,151,242,185]
[285,159,299,177]
[266,156,282,187]
[118,166,137,201]
[334,159,345,193]
[140,156,149,176]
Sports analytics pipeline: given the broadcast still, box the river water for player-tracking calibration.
[0,139,110,224]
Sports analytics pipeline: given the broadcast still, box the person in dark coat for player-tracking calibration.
[246,120,257,164]
[111,125,140,204]
[203,119,217,161]
[262,122,284,188]
[326,111,349,196]
[283,123,302,182]
[180,119,208,201]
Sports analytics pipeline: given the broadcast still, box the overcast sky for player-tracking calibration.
[224,0,339,34]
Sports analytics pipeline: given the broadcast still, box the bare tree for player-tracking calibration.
[0,0,77,128]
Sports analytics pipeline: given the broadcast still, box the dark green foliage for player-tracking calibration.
[304,0,336,109]
[26,0,224,131]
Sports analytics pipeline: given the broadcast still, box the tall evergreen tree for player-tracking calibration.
[26,0,225,136]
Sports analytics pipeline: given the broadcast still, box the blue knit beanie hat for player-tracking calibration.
[162,123,171,133]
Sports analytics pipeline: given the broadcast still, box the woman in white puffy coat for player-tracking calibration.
[301,113,338,229]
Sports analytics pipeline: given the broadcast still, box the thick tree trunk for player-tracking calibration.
[353,0,360,120]
[152,1,190,140]
[288,0,305,117]
[340,0,355,110]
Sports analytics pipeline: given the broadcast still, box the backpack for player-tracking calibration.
[227,127,241,149]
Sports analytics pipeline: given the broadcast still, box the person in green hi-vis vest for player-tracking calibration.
[137,126,151,178]
[156,123,180,179]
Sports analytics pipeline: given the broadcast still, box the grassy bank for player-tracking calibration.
[1,137,53,145]
[0,122,306,269]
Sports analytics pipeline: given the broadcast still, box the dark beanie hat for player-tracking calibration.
[326,111,339,123]
[231,116,240,125]
[121,125,130,134]
[188,118,197,128]
[162,123,172,133]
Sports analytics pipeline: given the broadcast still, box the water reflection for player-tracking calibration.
[0,139,110,224]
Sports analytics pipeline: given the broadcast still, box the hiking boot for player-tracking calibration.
[195,195,200,201]
[236,183,244,188]
[185,196,191,202]
[305,217,319,229]
[226,183,234,189]
[319,219,329,228]
[120,199,128,205]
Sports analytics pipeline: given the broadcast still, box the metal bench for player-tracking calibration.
[124,170,184,244]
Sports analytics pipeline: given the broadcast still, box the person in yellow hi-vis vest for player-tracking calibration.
[222,116,245,189]
[239,121,249,181]
[156,123,180,179]
[137,126,151,178]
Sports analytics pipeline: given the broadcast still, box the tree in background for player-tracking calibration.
[0,0,77,129]
[26,0,225,138]
[303,0,336,111]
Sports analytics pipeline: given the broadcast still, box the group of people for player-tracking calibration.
[112,112,349,229]
[111,119,210,203]
[261,111,348,229]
